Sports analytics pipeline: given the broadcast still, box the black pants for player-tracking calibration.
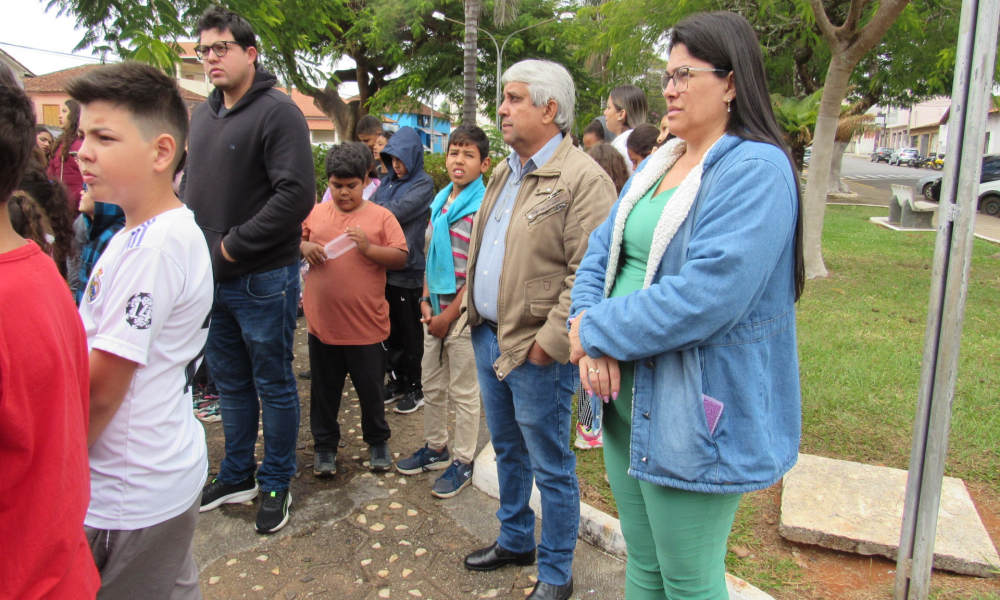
[308,334,391,452]
[384,283,424,392]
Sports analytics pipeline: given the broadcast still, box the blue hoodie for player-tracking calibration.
[374,126,435,286]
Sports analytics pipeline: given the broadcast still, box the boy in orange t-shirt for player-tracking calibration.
[301,142,408,476]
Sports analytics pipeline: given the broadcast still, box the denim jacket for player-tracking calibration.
[570,134,801,494]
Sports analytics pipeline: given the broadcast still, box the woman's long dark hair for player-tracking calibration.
[670,12,805,301]
[59,99,81,163]
[17,167,76,280]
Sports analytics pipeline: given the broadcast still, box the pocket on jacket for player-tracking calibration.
[523,271,565,323]
[246,268,288,301]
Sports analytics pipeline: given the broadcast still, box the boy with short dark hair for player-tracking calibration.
[374,126,436,413]
[356,114,384,158]
[395,125,490,498]
[301,143,408,475]
[69,61,213,599]
[0,67,100,600]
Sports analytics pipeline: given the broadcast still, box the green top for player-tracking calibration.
[606,174,675,405]
[610,175,677,300]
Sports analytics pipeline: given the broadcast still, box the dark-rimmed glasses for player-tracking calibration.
[194,41,243,61]
[660,67,729,93]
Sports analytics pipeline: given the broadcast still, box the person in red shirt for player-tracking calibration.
[0,69,99,600]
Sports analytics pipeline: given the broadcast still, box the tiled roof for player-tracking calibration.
[23,65,100,92]
[24,63,206,102]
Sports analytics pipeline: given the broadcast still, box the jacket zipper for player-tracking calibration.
[526,190,567,223]
[495,171,536,374]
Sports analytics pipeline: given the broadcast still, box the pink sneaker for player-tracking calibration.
[574,423,603,450]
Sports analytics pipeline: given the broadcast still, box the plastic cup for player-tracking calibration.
[324,233,356,259]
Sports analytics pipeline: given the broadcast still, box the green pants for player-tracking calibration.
[603,366,741,600]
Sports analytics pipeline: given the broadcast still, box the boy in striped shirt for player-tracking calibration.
[395,125,491,498]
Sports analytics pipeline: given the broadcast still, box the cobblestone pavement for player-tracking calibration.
[193,318,626,600]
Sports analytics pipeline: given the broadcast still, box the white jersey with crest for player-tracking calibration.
[79,206,213,530]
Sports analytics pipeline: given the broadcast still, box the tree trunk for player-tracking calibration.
[802,55,854,279]
[462,0,481,125]
[307,85,357,143]
[804,0,910,279]
[828,141,851,193]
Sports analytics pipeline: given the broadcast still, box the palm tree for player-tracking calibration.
[772,91,822,171]
[462,0,481,125]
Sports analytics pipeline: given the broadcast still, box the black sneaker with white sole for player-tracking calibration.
[255,489,291,534]
[383,380,404,404]
[393,390,424,414]
[200,474,259,512]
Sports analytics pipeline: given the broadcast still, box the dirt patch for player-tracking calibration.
[578,462,1000,599]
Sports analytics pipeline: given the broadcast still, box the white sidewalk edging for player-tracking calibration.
[472,442,775,600]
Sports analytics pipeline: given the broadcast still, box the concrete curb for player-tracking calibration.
[472,443,775,600]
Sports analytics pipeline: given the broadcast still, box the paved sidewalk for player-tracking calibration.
[193,320,626,599]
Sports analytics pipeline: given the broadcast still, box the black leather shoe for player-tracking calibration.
[526,580,573,600]
[463,541,536,571]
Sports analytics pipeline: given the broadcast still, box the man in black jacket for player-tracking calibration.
[181,5,315,535]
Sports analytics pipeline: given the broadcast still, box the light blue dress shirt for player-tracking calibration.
[473,133,564,322]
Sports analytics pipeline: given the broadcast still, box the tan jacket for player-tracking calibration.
[459,135,617,380]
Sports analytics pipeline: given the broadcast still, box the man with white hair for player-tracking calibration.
[459,60,616,600]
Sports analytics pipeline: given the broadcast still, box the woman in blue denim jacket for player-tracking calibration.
[567,12,804,600]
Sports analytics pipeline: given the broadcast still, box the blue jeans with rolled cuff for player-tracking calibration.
[471,324,580,586]
[206,263,301,493]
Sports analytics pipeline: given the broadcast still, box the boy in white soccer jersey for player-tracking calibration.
[70,62,213,600]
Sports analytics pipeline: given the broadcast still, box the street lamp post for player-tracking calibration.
[432,11,574,129]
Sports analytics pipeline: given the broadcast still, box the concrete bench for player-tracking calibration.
[890,184,937,229]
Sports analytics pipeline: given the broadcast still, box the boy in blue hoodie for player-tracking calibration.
[373,126,435,414]
[395,125,490,498]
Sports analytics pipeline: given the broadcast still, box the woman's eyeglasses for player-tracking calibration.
[660,67,729,93]
[194,41,243,61]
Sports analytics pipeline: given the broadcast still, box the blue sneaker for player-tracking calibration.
[395,444,450,475]
[431,460,474,499]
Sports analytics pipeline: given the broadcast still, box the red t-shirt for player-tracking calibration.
[302,201,407,345]
[0,241,99,600]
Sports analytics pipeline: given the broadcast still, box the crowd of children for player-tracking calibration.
[0,5,627,594]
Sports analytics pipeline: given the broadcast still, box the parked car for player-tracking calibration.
[870,147,893,163]
[927,154,1000,215]
[917,172,942,200]
[889,147,919,166]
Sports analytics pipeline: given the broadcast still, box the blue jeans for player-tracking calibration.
[206,264,300,492]
[471,324,579,586]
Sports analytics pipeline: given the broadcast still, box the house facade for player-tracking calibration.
[385,101,452,153]
[0,48,34,87]
[853,97,983,157]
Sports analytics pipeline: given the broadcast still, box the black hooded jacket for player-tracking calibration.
[374,126,435,286]
[181,67,315,282]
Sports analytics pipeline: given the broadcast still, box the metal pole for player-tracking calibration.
[893,1,999,598]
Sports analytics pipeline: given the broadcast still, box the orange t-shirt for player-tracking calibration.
[302,201,408,345]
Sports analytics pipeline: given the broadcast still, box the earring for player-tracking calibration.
[727,100,731,113]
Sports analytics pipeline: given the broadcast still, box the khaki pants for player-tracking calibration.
[421,321,480,463]
[85,495,201,600]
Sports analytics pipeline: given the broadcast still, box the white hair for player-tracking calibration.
[501,60,575,133]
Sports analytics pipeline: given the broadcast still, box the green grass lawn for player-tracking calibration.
[799,205,1000,490]
[571,204,1000,594]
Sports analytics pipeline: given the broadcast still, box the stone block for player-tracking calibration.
[780,454,999,577]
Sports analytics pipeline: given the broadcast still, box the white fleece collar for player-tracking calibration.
[601,136,722,297]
